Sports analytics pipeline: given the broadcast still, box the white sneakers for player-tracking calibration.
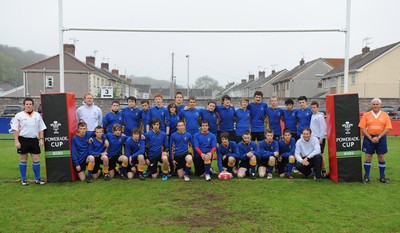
[184,175,190,182]
[205,174,211,181]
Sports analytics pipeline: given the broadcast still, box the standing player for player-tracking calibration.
[140,100,150,133]
[10,97,47,186]
[359,98,392,184]
[168,103,179,135]
[103,101,122,134]
[234,98,251,143]
[105,124,129,179]
[277,129,296,179]
[217,132,239,174]
[296,96,312,141]
[71,122,96,183]
[199,101,219,137]
[237,131,258,179]
[247,91,268,143]
[174,92,185,113]
[295,128,322,181]
[170,120,194,181]
[146,93,170,135]
[122,96,141,136]
[265,96,284,140]
[179,96,200,136]
[193,120,217,181]
[282,99,298,140]
[145,118,170,180]
[258,129,279,179]
[88,126,109,181]
[125,128,146,180]
[310,101,327,176]
[76,93,102,132]
[216,95,236,143]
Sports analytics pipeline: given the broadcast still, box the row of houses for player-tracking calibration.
[218,41,400,99]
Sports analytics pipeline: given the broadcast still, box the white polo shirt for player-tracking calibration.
[10,111,47,138]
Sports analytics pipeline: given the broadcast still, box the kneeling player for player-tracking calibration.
[89,126,109,181]
[258,129,279,179]
[277,129,296,179]
[217,132,239,174]
[170,121,193,181]
[237,131,258,179]
[106,124,129,179]
[193,120,217,181]
[72,122,96,183]
[125,128,146,180]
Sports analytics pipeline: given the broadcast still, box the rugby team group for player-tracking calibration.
[10,91,392,185]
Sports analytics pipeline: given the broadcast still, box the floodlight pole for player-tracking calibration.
[58,0,65,92]
[343,0,351,93]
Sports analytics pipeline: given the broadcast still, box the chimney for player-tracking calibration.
[299,58,305,66]
[241,79,247,83]
[362,46,370,55]
[271,70,276,74]
[249,74,255,81]
[119,75,126,79]
[258,71,265,78]
[112,69,119,76]
[86,56,95,65]
[101,62,109,70]
[64,44,75,56]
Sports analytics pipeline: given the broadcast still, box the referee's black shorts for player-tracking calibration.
[17,136,41,154]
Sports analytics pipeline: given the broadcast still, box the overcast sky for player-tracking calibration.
[2,0,399,88]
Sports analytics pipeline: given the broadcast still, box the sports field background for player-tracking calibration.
[0,134,399,232]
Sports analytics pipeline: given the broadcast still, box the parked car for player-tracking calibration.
[359,106,398,119]
[1,105,23,117]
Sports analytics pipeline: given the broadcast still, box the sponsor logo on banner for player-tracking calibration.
[50,121,61,134]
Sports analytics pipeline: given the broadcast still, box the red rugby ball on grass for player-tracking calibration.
[218,172,232,181]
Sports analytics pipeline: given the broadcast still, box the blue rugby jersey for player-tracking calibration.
[237,141,259,160]
[103,111,123,134]
[217,140,239,172]
[193,132,217,157]
[144,130,169,160]
[199,109,218,135]
[121,107,141,135]
[258,139,279,159]
[140,110,148,133]
[169,113,179,135]
[88,137,107,157]
[234,108,251,137]
[265,107,284,136]
[106,133,129,158]
[247,101,268,133]
[296,107,312,135]
[179,108,200,136]
[146,106,170,133]
[216,105,235,132]
[278,138,296,158]
[71,132,93,166]
[125,137,145,159]
[170,131,193,158]
[282,108,298,133]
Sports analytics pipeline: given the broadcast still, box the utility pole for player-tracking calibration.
[171,52,175,98]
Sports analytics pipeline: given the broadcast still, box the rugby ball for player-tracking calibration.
[218,172,233,181]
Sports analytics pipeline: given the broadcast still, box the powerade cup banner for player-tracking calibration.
[326,93,362,182]
[41,93,76,182]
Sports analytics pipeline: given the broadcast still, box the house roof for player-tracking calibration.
[321,58,344,68]
[272,58,324,84]
[323,41,400,78]
[248,69,288,89]
[87,63,120,82]
[22,53,94,72]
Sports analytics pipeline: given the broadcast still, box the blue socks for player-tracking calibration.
[32,161,41,180]
[19,161,27,180]
[378,161,386,179]
[364,162,372,178]
[287,162,294,175]
[204,164,211,175]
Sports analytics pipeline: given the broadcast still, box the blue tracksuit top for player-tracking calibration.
[296,107,312,135]
[106,133,129,158]
[169,113,179,135]
[179,108,200,136]
[170,131,193,158]
[282,109,298,133]
[216,105,235,131]
[144,130,169,159]
[177,104,185,114]
[146,106,170,133]
[125,137,145,159]
[235,108,251,136]
[247,102,268,133]
[217,141,239,172]
[71,132,93,166]
[193,132,217,157]
[265,107,284,136]
[278,138,296,158]
[258,140,279,159]
[199,109,218,135]
[237,141,259,160]
[103,111,123,134]
[88,137,107,157]
[121,107,141,135]
[141,110,149,133]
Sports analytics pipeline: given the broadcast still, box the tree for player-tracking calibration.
[193,76,223,92]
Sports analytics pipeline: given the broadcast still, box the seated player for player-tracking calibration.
[89,126,109,181]
[217,132,239,174]
[193,120,217,181]
[144,118,170,180]
[105,124,129,179]
[71,122,96,183]
[125,128,146,180]
[258,129,279,179]
[277,129,296,179]
[170,120,193,181]
[237,131,259,179]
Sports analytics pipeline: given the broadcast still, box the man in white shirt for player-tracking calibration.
[76,93,102,132]
[310,101,327,176]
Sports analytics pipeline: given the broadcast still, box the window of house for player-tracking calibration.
[286,82,289,90]
[45,76,54,88]
[351,74,356,85]
[331,77,337,87]
[340,77,344,87]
